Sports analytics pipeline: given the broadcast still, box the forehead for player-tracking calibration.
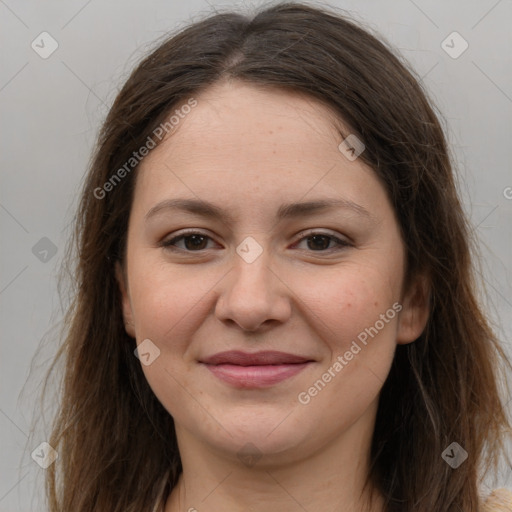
[132,80,388,220]
[179,80,342,137]
[141,80,345,170]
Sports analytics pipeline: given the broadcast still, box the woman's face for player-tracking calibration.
[117,81,427,464]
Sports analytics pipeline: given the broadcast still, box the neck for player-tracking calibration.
[164,400,384,512]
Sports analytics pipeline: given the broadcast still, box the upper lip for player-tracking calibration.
[200,350,313,366]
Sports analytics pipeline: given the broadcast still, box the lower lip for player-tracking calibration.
[203,362,311,388]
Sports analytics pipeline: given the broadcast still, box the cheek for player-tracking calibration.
[128,257,216,341]
[293,267,400,436]
[293,261,401,348]
[128,259,212,417]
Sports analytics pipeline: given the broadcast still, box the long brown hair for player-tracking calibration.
[40,2,511,510]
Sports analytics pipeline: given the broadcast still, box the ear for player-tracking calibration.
[115,261,136,338]
[396,273,430,345]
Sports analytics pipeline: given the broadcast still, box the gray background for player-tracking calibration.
[1,0,511,510]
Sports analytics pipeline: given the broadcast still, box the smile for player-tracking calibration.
[199,350,314,389]
[204,362,312,388]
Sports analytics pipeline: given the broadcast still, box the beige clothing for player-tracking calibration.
[483,488,512,511]
[152,477,512,511]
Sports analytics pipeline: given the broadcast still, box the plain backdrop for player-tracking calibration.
[1,0,511,510]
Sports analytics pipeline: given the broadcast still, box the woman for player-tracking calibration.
[42,2,511,511]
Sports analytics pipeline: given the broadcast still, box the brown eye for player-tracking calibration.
[306,234,332,251]
[161,232,215,251]
[295,231,351,252]
[161,230,350,254]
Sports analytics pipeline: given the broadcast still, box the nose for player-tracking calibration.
[214,247,292,332]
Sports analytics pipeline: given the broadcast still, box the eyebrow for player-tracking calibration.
[144,197,373,224]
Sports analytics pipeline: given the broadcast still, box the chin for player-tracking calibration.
[200,409,312,463]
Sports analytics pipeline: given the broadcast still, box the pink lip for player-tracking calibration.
[199,350,313,389]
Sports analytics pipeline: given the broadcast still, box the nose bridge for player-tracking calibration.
[230,243,274,302]
[215,239,290,331]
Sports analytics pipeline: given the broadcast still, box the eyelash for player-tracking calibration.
[160,229,351,254]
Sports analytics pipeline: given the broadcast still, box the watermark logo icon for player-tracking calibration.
[32,237,58,263]
[237,442,263,467]
[31,32,59,59]
[441,442,468,468]
[441,32,468,59]
[134,338,161,366]
[236,236,263,264]
[338,134,365,161]
[31,442,58,469]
